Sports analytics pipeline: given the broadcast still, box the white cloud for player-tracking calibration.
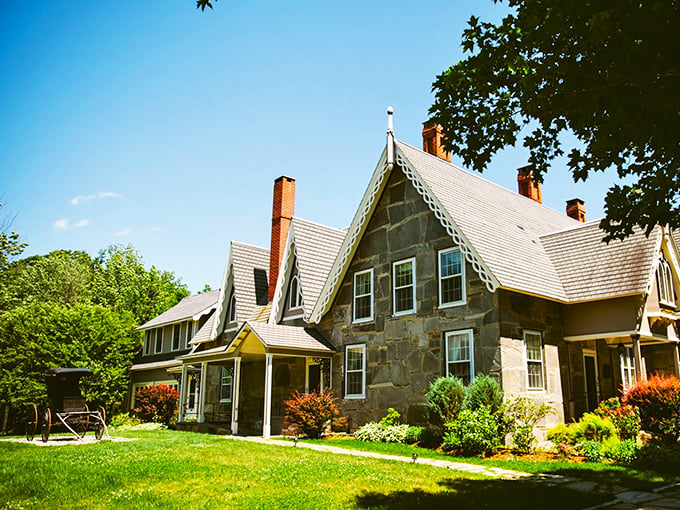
[70,191,124,206]
[53,218,90,231]
[115,227,132,237]
[150,227,161,233]
[53,219,69,230]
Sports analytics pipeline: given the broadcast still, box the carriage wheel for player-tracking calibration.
[25,404,38,441]
[95,420,104,440]
[41,408,51,443]
[97,405,106,424]
[68,404,89,437]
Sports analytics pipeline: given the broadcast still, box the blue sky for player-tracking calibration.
[0,1,622,293]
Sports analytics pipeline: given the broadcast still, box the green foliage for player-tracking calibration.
[608,439,638,465]
[574,413,617,443]
[464,374,504,414]
[442,406,504,456]
[633,443,680,473]
[108,413,142,429]
[623,375,680,444]
[132,384,180,425]
[505,396,554,453]
[582,440,603,463]
[0,204,26,273]
[379,407,401,427]
[355,422,411,443]
[404,426,424,444]
[425,375,465,427]
[429,0,679,241]
[594,397,641,440]
[283,389,344,439]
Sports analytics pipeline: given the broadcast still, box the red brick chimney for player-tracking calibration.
[422,121,451,162]
[517,165,542,203]
[269,176,295,301]
[566,198,586,222]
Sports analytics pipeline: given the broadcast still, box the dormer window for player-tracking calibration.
[657,257,675,308]
[289,275,303,310]
[228,294,237,323]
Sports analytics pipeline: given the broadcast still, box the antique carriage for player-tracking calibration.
[25,368,108,442]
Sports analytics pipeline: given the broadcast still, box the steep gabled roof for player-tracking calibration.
[136,290,219,331]
[270,217,346,323]
[541,221,661,302]
[210,241,270,340]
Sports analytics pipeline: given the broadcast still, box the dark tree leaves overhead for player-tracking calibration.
[429,0,680,241]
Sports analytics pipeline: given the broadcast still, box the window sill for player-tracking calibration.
[219,399,232,404]
[344,395,365,400]
[393,310,415,318]
[352,317,373,325]
[438,301,466,310]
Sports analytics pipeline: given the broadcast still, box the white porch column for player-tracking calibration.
[263,353,273,439]
[631,334,645,381]
[179,364,189,422]
[198,362,208,423]
[231,357,241,435]
[674,342,680,379]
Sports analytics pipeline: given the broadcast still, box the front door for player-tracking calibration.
[185,373,200,418]
[584,352,599,411]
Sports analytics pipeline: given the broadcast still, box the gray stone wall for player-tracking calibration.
[318,165,499,429]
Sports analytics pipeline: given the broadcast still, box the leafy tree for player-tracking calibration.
[91,244,189,325]
[429,0,679,241]
[0,203,26,273]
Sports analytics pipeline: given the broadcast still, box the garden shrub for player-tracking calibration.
[283,389,343,439]
[611,439,638,465]
[380,408,401,427]
[594,397,641,440]
[441,406,503,456]
[109,413,142,429]
[464,374,504,414]
[633,443,680,473]
[574,413,617,443]
[426,376,465,427]
[623,375,680,443]
[404,426,424,444]
[547,422,577,446]
[132,384,179,425]
[582,440,603,462]
[505,396,554,453]
[355,408,410,443]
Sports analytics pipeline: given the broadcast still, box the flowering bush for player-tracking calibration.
[355,422,411,443]
[132,384,179,425]
[594,397,641,440]
[505,396,554,453]
[441,407,505,456]
[283,389,344,439]
[623,375,680,443]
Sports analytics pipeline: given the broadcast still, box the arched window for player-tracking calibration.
[657,257,674,306]
[228,294,237,323]
[289,275,303,309]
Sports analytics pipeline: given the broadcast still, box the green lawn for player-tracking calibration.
[0,429,615,509]
[297,437,679,491]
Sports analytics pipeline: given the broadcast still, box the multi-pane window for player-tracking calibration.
[439,248,464,307]
[393,258,416,315]
[228,294,237,323]
[172,324,181,351]
[445,330,474,384]
[289,275,303,309]
[353,269,374,323]
[524,331,544,390]
[220,366,233,402]
[144,331,151,355]
[620,346,636,390]
[154,329,163,354]
[184,321,193,348]
[657,257,674,306]
[345,344,366,398]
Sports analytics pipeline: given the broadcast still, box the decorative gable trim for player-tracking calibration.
[310,142,500,324]
[210,244,234,341]
[642,227,665,298]
[394,148,499,293]
[269,223,304,324]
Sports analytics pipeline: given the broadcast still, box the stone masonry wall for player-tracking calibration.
[318,165,499,429]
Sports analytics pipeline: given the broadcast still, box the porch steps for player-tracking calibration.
[173,422,231,435]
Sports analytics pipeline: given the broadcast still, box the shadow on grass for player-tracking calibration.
[354,477,612,510]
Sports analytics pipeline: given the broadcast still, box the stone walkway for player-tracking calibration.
[229,436,680,509]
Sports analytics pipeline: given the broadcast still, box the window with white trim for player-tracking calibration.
[524,330,544,390]
[345,344,366,398]
[393,258,416,315]
[445,330,474,384]
[657,257,675,307]
[353,269,374,323]
[620,346,636,390]
[289,275,303,310]
[228,294,237,323]
[154,329,163,354]
[220,366,233,402]
[172,324,181,351]
[184,321,193,348]
[143,331,151,355]
[439,248,465,307]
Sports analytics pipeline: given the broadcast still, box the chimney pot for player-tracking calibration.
[566,198,586,222]
[422,121,451,162]
[269,176,295,301]
[517,165,542,203]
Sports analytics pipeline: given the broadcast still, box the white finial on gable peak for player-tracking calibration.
[386,106,394,168]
